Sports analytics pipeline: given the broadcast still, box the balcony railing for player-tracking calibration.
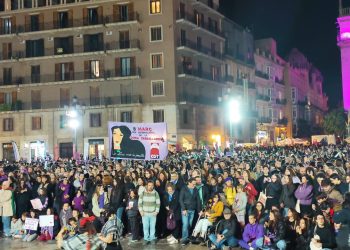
[276,98,287,105]
[224,74,234,82]
[105,39,140,51]
[179,93,218,106]
[340,7,350,17]
[176,11,224,38]
[178,64,223,83]
[275,77,285,85]
[278,117,288,125]
[255,70,270,80]
[0,12,139,35]
[106,67,141,78]
[257,94,271,101]
[258,117,272,124]
[177,39,223,60]
[17,95,142,111]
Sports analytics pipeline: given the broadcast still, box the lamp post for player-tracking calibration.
[66,96,80,160]
[228,99,241,150]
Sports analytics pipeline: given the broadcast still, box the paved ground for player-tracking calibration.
[0,237,216,250]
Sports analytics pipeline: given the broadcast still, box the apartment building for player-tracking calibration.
[0,0,227,160]
[284,49,328,137]
[254,39,288,144]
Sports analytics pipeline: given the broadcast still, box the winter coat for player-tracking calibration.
[233,192,247,217]
[0,189,13,216]
[294,183,313,205]
[279,184,296,209]
[179,186,201,212]
[242,223,264,243]
[325,187,344,212]
[163,191,181,221]
[217,217,241,239]
[265,182,282,210]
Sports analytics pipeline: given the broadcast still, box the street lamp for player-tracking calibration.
[66,96,80,160]
[228,99,241,150]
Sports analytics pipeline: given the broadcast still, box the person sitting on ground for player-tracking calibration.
[239,213,264,250]
[208,207,240,250]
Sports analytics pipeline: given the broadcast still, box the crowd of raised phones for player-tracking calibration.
[0,144,350,250]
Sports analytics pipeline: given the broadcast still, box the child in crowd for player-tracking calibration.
[10,214,26,238]
[22,210,39,242]
[59,202,73,227]
[233,184,248,227]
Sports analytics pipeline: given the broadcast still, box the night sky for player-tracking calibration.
[220,0,342,109]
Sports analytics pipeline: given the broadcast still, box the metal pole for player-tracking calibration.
[74,127,77,160]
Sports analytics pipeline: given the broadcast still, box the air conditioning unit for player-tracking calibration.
[76,34,83,38]
[106,31,112,36]
[56,48,63,54]
[48,37,53,41]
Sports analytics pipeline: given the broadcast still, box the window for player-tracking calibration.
[197,37,202,50]
[26,39,44,57]
[31,90,41,109]
[32,117,42,130]
[60,88,70,107]
[30,15,40,32]
[118,5,129,21]
[56,11,70,28]
[84,33,103,52]
[3,68,12,84]
[292,106,297,120]
[54,36,73,55]
[2,43,12,60]
[268,108,273,119]
[119,30,130,49]
[31,65,40,83]
[90,60,100,78]
[59,115,67,129]
[151,53,163,69]
[3,18,12,34]
[150,0,161,14]
[210,65,219,81]
[55,62,74,81]
[211,42,216,57]
[4,92,12,105]
[291,87,297,103]
[87,8,99,25]
[121,111,132,122]
[183,109,188,124]
[153,110,164,122]
[152,80,164,96]
[90,113,101,127]
[3,118,13,131]
[197,61,203,76]
[150,26,162,42]
[90,86,100,106]
[120,84,132,104]
[267,88,272,101]
[266,66,274,79]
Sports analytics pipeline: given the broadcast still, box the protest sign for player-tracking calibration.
[24,218,39,230]
[30,198,43,210]
[39,215,54,227]
[108,122,168,160]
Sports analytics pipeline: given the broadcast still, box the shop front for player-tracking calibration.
[86,139,105,160]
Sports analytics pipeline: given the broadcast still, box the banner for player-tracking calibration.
[24,218,39,230]
[108,122,168,160]
[39,215,54,227]
[11,141,20,162]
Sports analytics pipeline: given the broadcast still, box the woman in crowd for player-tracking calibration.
[295,175,314,216]
[265,174,282,211]
[92,184,109,218]
[126,189,140,243]
[280,175,296,216]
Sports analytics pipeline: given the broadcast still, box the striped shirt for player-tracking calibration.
[138,190,160,214]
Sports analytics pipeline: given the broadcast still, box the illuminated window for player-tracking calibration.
[150,0,161,14]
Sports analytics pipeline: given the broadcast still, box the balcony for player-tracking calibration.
[105,39,140,51]
[177,39,223,60]
[0,101,23,112]
[255,70,270,80]
[176,11,224,39]
[179,93,218,106]
[177,64,223,83]
[258,117,272,124]
[104,12,140,24]
[340,7,350,17]
[278,117,288,126]
[236,78,255,89]
[256,94,271,102]
[275,77,285,85]
[0,13,139,35]
[106,67,141,79]
[276,98,287,105]
[18,95,142,111]
[224,74,234,83]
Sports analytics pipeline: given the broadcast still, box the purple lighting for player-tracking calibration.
[338,16,350,111]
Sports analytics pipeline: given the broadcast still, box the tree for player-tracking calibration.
[322,108,346,136]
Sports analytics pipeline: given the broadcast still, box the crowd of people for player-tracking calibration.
[0,144,349,250]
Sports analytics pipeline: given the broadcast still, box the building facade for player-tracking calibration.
[0,0,227,160]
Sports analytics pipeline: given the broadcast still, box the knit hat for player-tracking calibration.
[224,177,232,183]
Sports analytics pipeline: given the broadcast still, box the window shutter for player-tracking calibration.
[55,64,60,81]
[115,58,120,76]
[84,60,89,79]
[39,13,44,30]
[69,62,74,80]
[97,6,103,23]
[2,43,8,59]
[83,8,88,25]
[11,16,16,30]
[53,11,58,28]
[99,60,104,76]
[130,57,136,74]
[128,3,134,17]
[113,5,118,21]
[12,91,17,103]
[0,93,4,104]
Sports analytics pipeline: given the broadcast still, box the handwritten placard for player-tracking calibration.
[24,218,39,230]
[30,198,43,210]
[39,215,54,227]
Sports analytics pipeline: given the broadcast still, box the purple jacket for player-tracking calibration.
[243,223,264,243]
[294,183,313,205]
